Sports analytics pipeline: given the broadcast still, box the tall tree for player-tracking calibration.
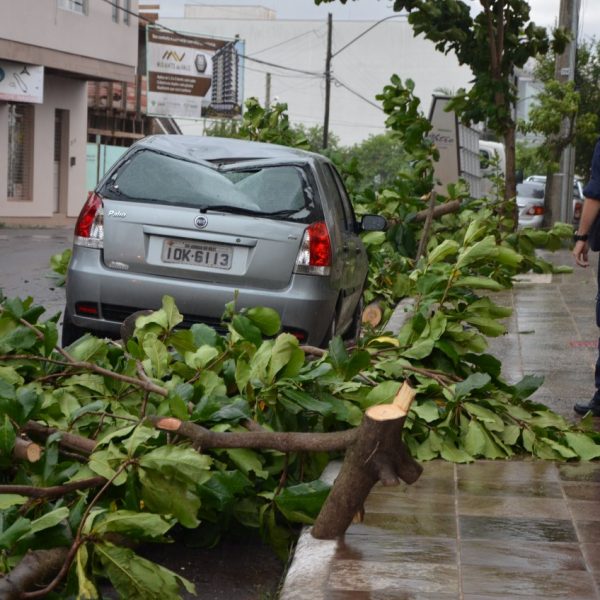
[317,0,567,205]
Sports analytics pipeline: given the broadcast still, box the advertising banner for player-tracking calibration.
[0,61,44,103]
[146,26,243,119]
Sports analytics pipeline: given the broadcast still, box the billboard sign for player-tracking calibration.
[0,61,44,103]
[146,27,243,119]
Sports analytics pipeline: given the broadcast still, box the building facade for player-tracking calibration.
[0,0,138,222]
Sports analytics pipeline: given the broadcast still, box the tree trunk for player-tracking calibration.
[0,548,69,600]
[504,125,518,225]
[311,382,422,539]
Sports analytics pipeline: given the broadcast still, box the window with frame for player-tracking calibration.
[7,103,34,201]
[112,0,120,22]
[57,0,88,15]
[123,0,131,24]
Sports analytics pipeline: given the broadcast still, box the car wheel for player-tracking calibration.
[61,310,88,346]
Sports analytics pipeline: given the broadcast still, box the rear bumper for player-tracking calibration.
[65,247,338,345]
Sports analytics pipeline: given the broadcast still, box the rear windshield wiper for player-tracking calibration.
[102,182,130,199]
[198,205,304,218]
[198,204,266,216]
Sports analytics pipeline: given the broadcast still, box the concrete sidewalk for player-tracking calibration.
[280,247,600,600]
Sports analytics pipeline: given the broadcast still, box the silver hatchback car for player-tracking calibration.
[63,136,386,347]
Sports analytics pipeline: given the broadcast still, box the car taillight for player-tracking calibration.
[525,205,544,216]
[294,221,332,275]
[74,192,104,248]
[574,201,582,219]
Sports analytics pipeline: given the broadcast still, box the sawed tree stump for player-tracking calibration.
[311,382,422,539]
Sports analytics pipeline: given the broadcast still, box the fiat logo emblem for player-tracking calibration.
[194,215,208,229]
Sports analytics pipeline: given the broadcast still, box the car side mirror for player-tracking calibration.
[360,214,387,232]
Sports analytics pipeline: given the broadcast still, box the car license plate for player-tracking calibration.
[162,239,233,270]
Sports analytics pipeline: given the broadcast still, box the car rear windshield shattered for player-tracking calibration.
[104,149,315,220]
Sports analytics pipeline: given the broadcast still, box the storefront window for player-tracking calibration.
[7,103,34,201]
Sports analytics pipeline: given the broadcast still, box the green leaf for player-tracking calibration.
[92,510,173,538]
[0,414,16,459]
[456,236,497,268]
[364,381,402,407]
[402,337,434,359]
[232,315,263,346]
[142,333,170,379]
[440,440,473,463]
[95,543,195,599]
[281,388,332,416]
[161,295,184,330]
[268,334,302,382]
[464,316,506,337]
[30,507,70,533]
[0,494,27,509]
[245,307,281,336]
[184,345,219,370]
[140,445,212,487]
[454,276,504,291]
[0,516,31,549]
[76,544,99,600]
[224,448,268,479]
[68,336,108,362]
[411,400,440,423]
[455,373,491,398]
[138,470,201,529]
[274,480,330,524]
[427,239,460,264]
[463,420,487,456]
[513,375,544,399]
[564,432,600,460]
[463,402,505,431]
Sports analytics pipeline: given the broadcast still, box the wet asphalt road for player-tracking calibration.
[0,227,72,318]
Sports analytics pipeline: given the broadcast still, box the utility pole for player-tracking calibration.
[548,0,580,224]
[265,72,271,107]
[322,13,333,150]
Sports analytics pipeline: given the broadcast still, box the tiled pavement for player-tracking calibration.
[281,247,600,600]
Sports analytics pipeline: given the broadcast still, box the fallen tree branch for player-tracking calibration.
[149,416,358,453]
[0,477,106,499]
[0,548,69,600]
[23,421,96,455]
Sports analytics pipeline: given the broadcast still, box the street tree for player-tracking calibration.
[316,0,567,206]
[529,37,600,181]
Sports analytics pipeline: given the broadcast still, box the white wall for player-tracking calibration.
[160,17,473,146]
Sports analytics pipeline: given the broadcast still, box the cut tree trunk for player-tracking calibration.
[311,382,422,539]
[0,548,69,600]
[362,300,384,328]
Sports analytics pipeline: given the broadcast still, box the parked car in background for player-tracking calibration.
[63,136,387,347]
[524,175,583,226]
[516,181,545,228]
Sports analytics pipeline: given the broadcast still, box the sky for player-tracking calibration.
[157,0,599,41]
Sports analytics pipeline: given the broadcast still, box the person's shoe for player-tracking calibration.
[574,401,600,416]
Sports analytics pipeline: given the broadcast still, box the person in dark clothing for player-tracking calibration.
[573,138,600,416]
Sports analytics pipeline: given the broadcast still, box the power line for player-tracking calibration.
[248,27,325,57]
[332,77,383,111]
[239,54,323,77]
[332,14,406,58]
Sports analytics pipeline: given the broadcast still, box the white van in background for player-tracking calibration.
[479,140,506,198]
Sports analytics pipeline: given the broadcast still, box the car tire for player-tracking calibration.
[61,310,88,347]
